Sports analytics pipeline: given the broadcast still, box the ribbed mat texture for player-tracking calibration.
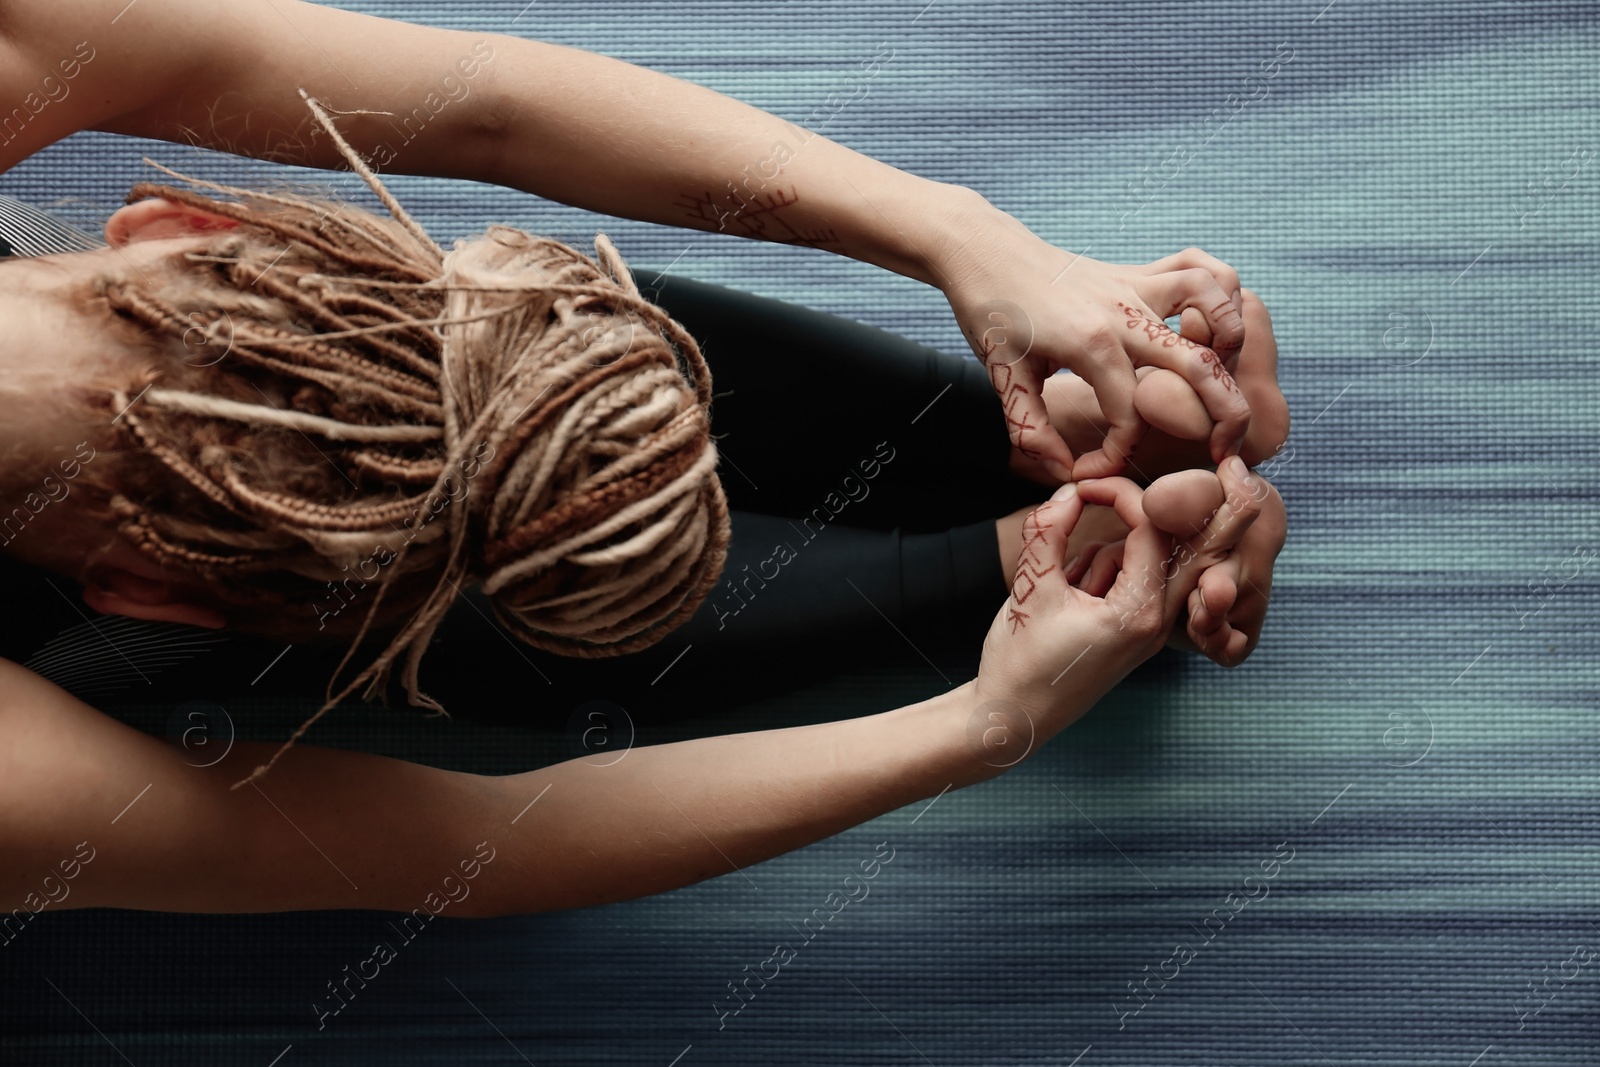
[0,2,1594,1064]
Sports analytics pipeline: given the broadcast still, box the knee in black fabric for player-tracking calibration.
[897,519,1010,650]
[637,271,1041,530]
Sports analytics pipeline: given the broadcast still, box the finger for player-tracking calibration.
[1013,357,1078,482]
[1232,288,1292,467]
[1080,540,1125,599]
[1072,476,1146,533]
[1180,305,1240,375]
[1224,580,1271,665]
[1023,482,1088,579]
[1133,367,1212,442]
[1187,585,1217,636]
[1198,557,1242,619]
[1102,519,1173,636]
[1236,288,1277,379]
[1187,557,1241,636]
[1186,457,1263,567]
[1189,616,1250,666]
[1161,456,1262,619]
[1179,305,1213,348]
[1138,246,1243,319]
[1210,481,1285,662]
[1115,291,1251,463]
[1065,541,1106,585]
[1138,266,1245,364]
[1143,468,1227,539]
[1066,335,1142,480]
[971,309,1077,481]
[1166,621,1202,656]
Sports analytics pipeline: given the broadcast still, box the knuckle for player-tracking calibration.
[1124,603,1165,641]
[1082,320,1120,354]
[1132,618,1165,645]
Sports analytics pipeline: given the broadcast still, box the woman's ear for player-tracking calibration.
[104,197,240,248]
[81,569,227,630]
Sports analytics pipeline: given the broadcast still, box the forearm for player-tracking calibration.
[473,36,989,286]
[475,678,997,915]
[0,658,1003,918]
[66,1,993,286]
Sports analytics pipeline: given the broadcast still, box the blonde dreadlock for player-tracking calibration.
[86,89,730,785]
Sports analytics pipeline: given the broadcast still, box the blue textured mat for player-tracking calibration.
[2,2,1597,1065]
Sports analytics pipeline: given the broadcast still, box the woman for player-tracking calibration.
[0,0,1286,917]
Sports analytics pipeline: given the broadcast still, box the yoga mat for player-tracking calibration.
[1,2,1595,1064]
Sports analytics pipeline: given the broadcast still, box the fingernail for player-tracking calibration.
[1046,459,1074,483]
[1227,455,1247,478]
[1050,482,1078,502]
[1231,288,1243,313]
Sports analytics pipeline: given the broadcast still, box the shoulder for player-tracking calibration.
[0,0,250,175]
[0,4,122,174]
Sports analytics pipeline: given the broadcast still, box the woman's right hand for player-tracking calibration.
[968,458,1262,765]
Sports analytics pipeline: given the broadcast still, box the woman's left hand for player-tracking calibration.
[936,205,1252,481]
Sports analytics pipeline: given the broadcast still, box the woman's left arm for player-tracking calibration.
[0,0,1247,477]
[0,0,979,283]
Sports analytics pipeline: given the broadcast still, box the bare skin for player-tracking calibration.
[992,287,1289,664]
[1011,288,1290,486]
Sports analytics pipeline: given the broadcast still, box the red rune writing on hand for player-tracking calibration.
[975,336,1046,465]
[1007,507,1057,632]
[1114,300,1236,393]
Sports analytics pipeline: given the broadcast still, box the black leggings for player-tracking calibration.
[641,271,1036,642]
[0,202,1049,718]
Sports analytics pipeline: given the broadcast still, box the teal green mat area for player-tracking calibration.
[1,2,1596,1065]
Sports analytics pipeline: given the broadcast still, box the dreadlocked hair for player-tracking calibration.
[82,88,730,786]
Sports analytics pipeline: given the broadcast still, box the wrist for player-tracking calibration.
[924,676,1052,783]
[847,178,1007,290]
[844,175,992,289]
[909,183,993,287]
[919,184,1045,294]
[928,681,1075,780]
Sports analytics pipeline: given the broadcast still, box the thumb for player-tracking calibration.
[1163,456,1262,619]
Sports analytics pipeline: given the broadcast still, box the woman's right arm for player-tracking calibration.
[0,464,1259,920]
[0,654,1005,919]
